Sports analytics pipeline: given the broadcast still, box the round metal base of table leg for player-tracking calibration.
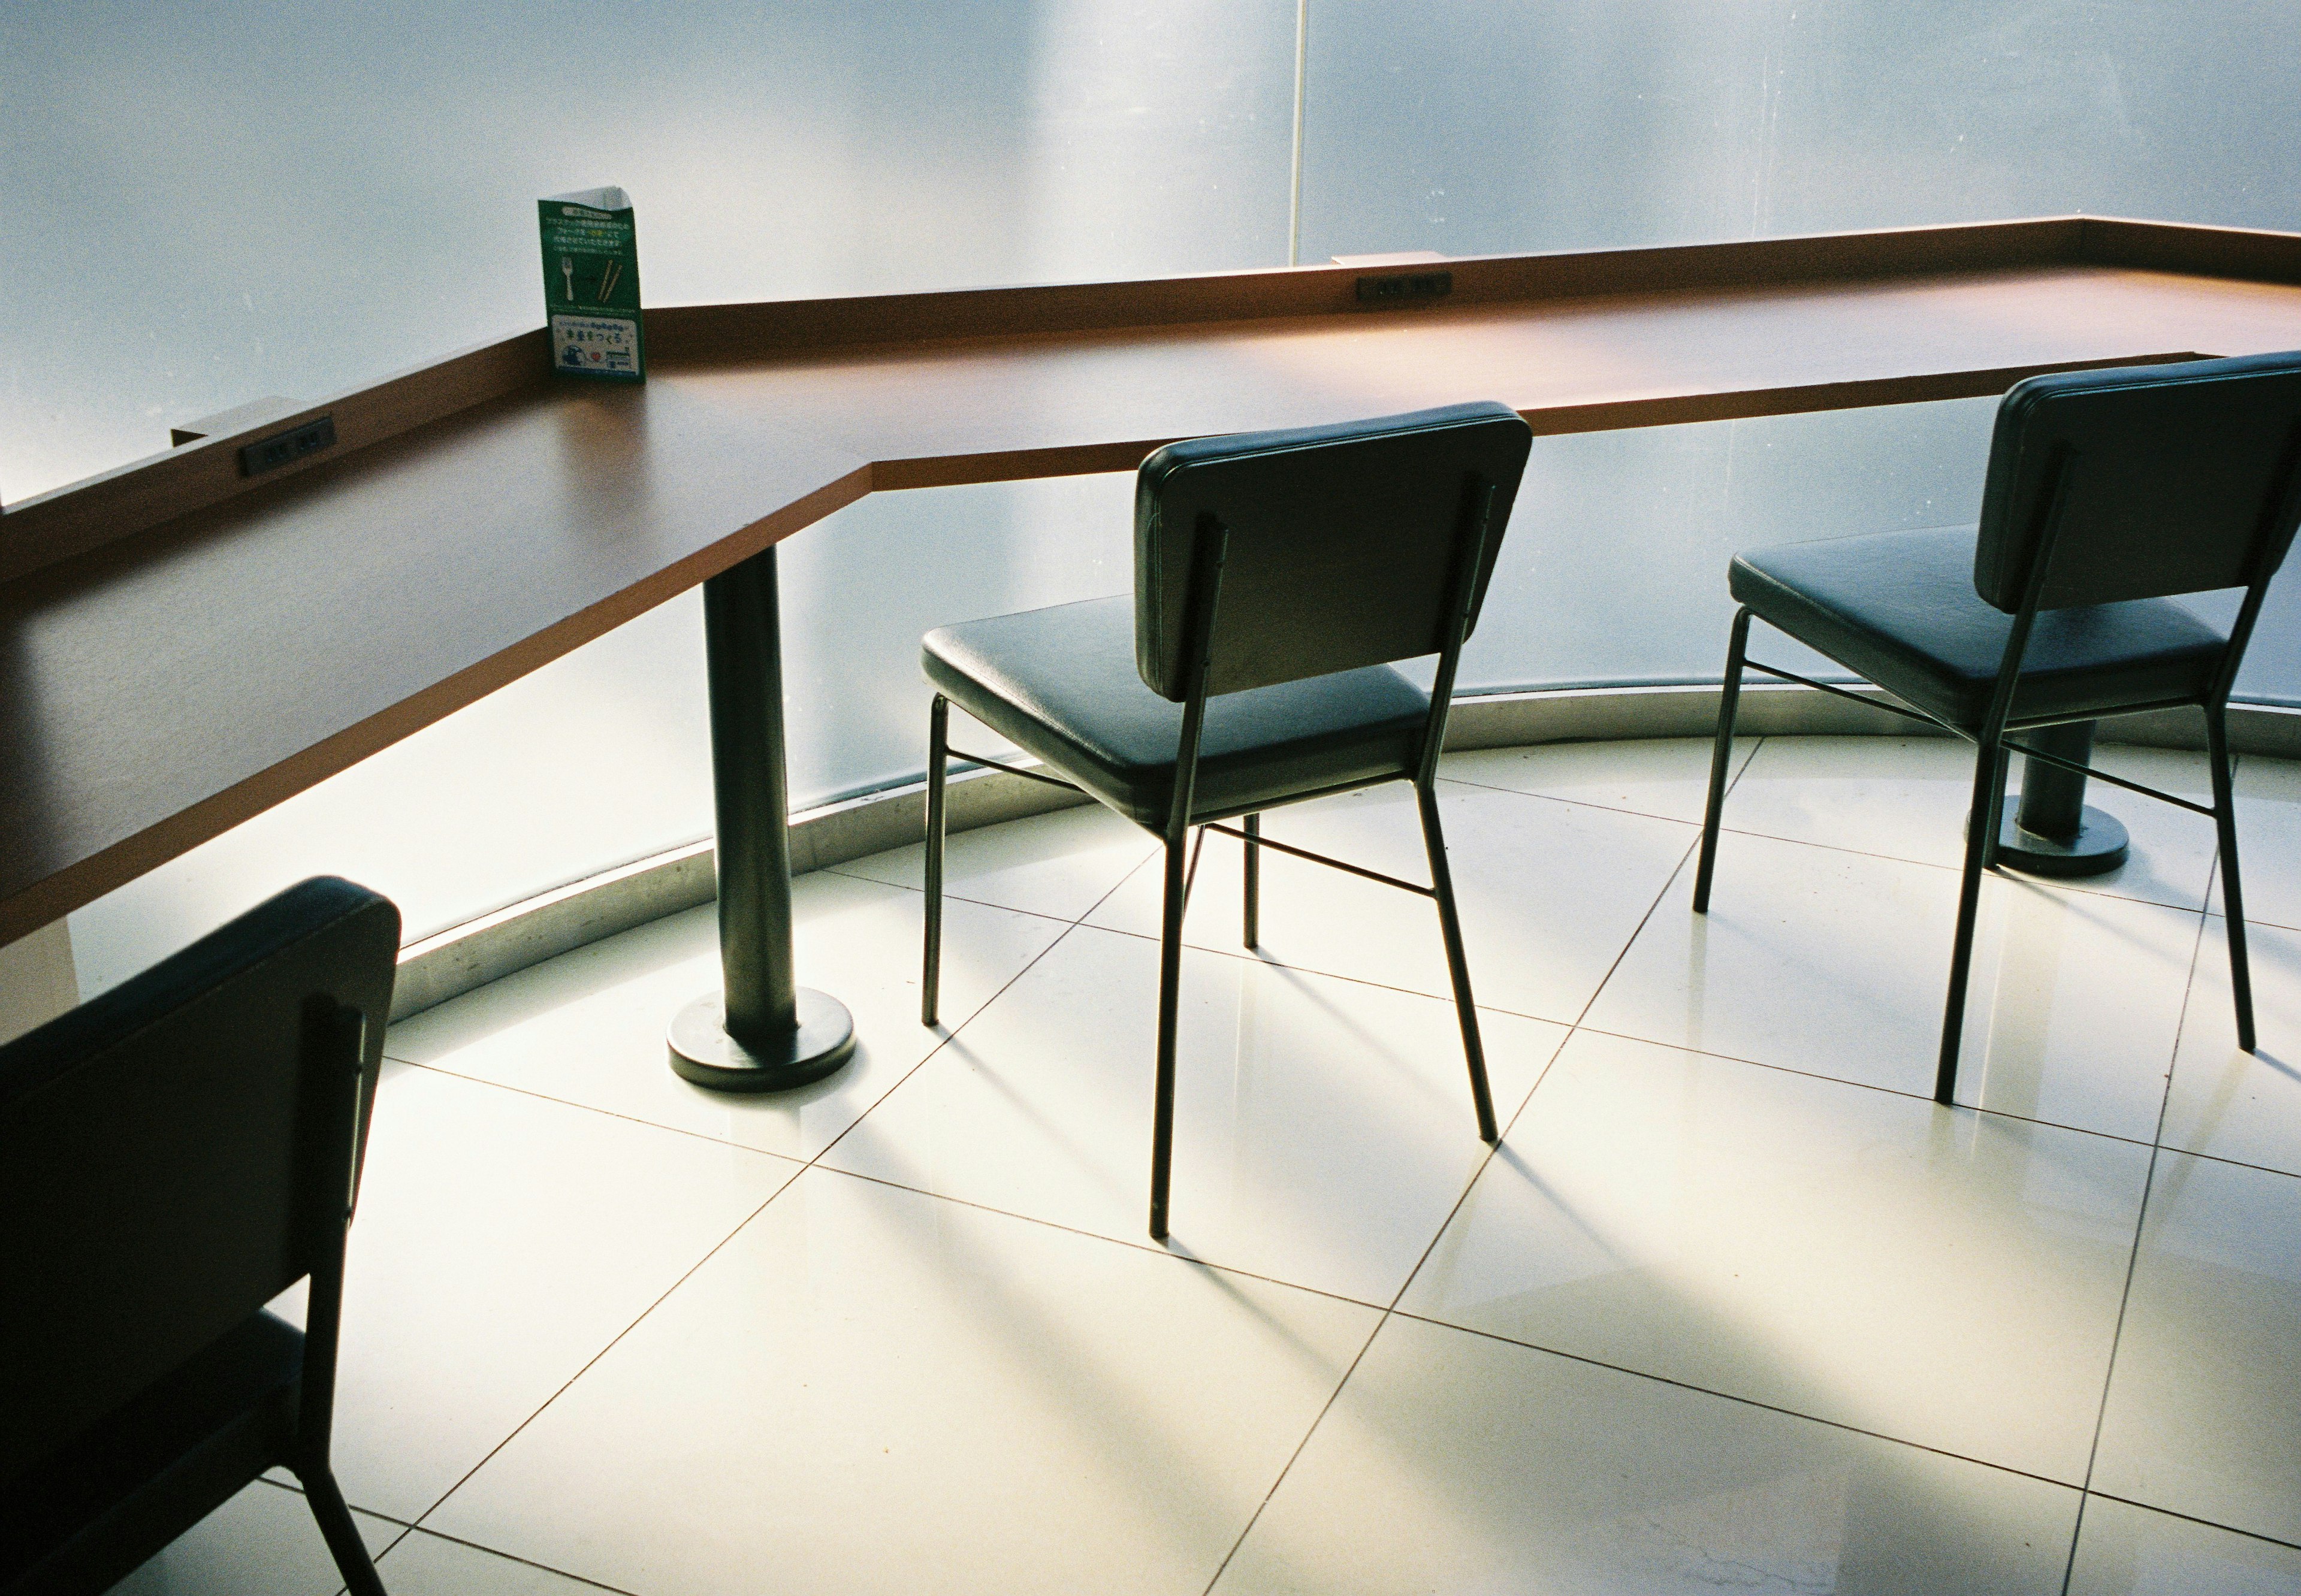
[668,988,856,1092]
[1994,805,2130,879]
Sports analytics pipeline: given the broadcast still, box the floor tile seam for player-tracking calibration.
[2056,1497,2088,1596]
[2154,1142,2301,1184]
[812,864,1115,930]
[2076,1489,2301,1554]
[259,1470,423,1589]
[2196,836,2301,934]
[255,1472,413,1528]
[1560,1020,2164,1151]
[2065,1137,2170,1520]
[369,1054,817,1165]
[392,878,1124,1180]
[802,1161,1394,1314]
[1191,1001,1588,1589]
[1063,916,1584,1030]
[800,850,1164,1174]
[1382,1074,1539,1317]
[379,1526,646,1594]
[1388,876,1619,1289]
[1345,744,2147,1528]
[351,1525,418,1595]
[2071,906,2209,1509]
[1456,753,1738,1148]
[1197,1304,1398,1595]
[1706,821,2214,915]
[1554,761,1726,1040]
[402,1174,798,1535]
[1381,1308,2092,1494]
[259,1473,419,1567]
[1427,770,1711,831]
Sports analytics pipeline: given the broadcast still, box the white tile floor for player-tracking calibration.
[121,737,2301,1594]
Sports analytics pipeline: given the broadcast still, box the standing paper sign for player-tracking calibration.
[539,186,644,382]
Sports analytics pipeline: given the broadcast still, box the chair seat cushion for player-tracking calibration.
[1729,526,2229,727]
[923,596,1430,829]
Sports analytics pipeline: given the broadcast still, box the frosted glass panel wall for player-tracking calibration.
[1299,0,2301,697]
[8,2,1295,984]
[16,0,2301,987]
[3,1,1295,497]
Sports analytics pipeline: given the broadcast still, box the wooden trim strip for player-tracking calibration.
[0,330,549,583]
[2078,215,2301,286]
[646,216,2093,364]
[11,214,2296,583]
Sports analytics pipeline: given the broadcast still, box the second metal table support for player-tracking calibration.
[669,544,857,1090]
[1995,719,2130,878]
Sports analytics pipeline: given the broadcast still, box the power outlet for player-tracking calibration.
[239,415,337,477]
[1355,270,1453,306]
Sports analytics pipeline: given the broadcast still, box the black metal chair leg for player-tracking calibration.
[1417,782,1499,1143]
[1937,733,2011,1104]
[922,696,949,1027]
[299,1465,387,1596]
[1693,607,1755,913]
[2206,704,2258,1052]
[1242,812,1261,948]
[1149,835,1189,1241]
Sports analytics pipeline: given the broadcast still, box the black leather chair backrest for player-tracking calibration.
[0,878,398,1486]
[1134,401,1535,700]
[1973,350,2301,613]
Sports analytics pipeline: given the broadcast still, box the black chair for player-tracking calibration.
[917,402,1535,1240]
[1,877,400,1596]
[1693,351,2301,1103]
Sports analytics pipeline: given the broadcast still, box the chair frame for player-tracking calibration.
[1694,438,2301,1104]
[265,996,387,1596]
[1,897,389,1596]
[923,477,1503,1240]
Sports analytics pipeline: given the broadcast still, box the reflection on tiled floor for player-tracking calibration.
[120,737,2301,1593]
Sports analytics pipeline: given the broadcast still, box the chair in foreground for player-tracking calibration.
[1,877,400,1596]
[1693,351,2301,1103]
[917,402,1534,1239]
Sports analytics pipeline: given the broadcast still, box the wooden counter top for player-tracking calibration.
[6,214,2301,943]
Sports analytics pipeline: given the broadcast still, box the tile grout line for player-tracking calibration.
[1196,743,1765,1593]
[388,911,2246,1174]
[399,1176,790,1537]
[1694,819,2217,917]
[1426,768,1730,832]
[252,1470,415,1596]
[1192,1299,1388,1595]
[1560,1019,2176,1150]
[372,1055,814,1162]
[1384,1310,2095,1494]
[2074,1490,2301,1556]
[375,864,1124,1166]
[815,866,1111,932]
[802,838,1159,1174]
[1447,739,2234,920]
[388,842,1161,1571]
[358,750,2282,1586]
[1538,732,1768,1048]
[811,1163,1395,1311]
[2057,857,2216,1596]
[378,1526,647,1595]
[1202,731,2242,1590]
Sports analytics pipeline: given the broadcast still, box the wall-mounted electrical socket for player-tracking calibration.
[239,415,337,477]
[1355,270,1453,306]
